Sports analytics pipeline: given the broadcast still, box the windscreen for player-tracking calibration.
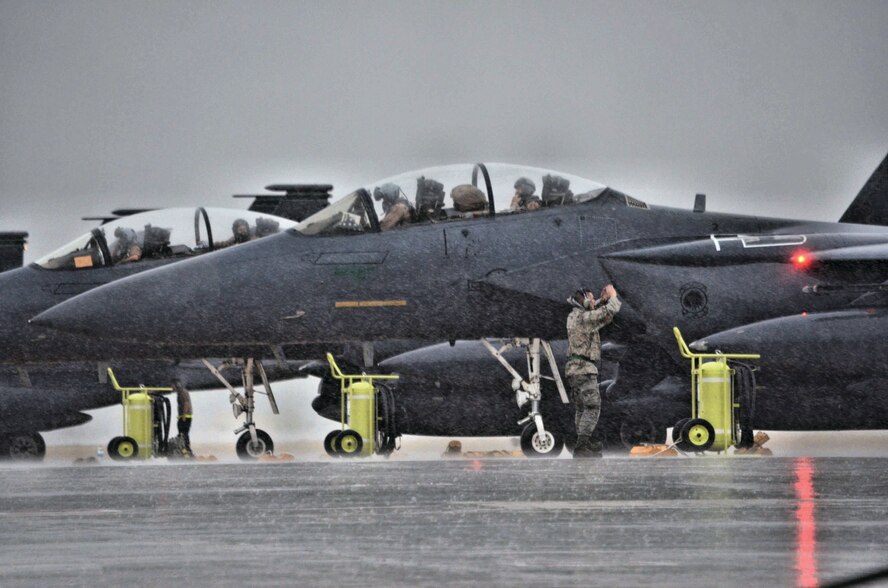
[36,207,297,270]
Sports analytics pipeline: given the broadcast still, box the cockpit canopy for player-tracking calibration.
[294,163,613,237]
[36,207,297,270]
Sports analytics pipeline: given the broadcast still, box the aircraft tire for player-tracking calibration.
[109,436,139,460]
[0,432,47,461]
[520,423,564,458]
[335,430,363,457]
[235,430,274,460]
[323,430,341,458]
[681,418,715,452]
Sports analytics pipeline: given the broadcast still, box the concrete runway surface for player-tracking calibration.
[1,458,887,587]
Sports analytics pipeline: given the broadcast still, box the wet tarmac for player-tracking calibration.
[1,457,887,587]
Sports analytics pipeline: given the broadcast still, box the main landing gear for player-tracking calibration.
[201,358,279,460]
[0,432,47,461]
[480,338,569,458]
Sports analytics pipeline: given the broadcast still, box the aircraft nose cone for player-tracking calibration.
[31,254,239,344]
[31,272,177,342]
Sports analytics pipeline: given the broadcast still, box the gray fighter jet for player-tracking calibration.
[0,187,332,459]
[33,157,888,454]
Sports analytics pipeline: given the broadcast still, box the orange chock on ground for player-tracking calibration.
[462,450,525,458]
[194,455,218,462]
[259,452,296,462]
[734,431,773,456]
[630,444,679,457]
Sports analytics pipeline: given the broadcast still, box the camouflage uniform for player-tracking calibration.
[175,383,193,456]
[565,296,621,452]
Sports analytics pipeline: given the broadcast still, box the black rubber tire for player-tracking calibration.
[2,432,47,461]
[235,429,274,460]
[324,430,341,458]
[519,423,564,458]
[681,418,716,452]
[335,429,363,457]
[107,436,124,460]
[618,419,665,448]
[671,418,691,446]
[109,436,139,460]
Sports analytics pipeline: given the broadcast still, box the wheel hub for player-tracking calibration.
[688,425,710,445]
[246,440,267,457]
[531,432,555,453]
[9,436,39,458]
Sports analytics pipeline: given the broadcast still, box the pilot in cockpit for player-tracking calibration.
[374,183,414,231]
[216,218,253,248]
[112,227,143,264]
[510,177,541,212]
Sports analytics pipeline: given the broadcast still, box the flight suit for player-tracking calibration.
[565,296,621,453]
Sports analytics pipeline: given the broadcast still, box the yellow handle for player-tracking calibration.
[672,327,761,360]
[106,367,174,392]
[325,353,399,383]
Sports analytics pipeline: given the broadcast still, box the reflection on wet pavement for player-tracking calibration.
[1,458,887,586]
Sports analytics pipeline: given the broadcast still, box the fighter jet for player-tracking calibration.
[0,187,332,459]
[34,157,888,454]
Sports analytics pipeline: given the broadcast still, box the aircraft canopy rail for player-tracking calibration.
[292,163,623,237]
[35,207,297,270]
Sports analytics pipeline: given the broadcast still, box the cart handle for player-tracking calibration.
[673,327,760,360]
[325,353,400,383]
[106,368,174,393]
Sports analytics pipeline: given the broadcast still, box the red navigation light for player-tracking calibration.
[791,251,813,269]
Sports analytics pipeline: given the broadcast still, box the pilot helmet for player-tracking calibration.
[514,177,536,197]
[113,227,137,244]
[373,183,401,204]
[232,218,251,243]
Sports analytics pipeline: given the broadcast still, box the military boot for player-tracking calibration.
[574,435,601,458]
[573,435,602,458]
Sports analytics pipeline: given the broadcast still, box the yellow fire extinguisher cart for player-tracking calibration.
[672,327,760,453]
[106,368,173,460]
[323,353,399,457]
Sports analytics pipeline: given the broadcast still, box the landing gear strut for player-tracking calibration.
[480,338,569,458]
[202,358,279,461]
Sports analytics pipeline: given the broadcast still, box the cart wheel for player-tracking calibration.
[680,419,715,452]
[520,423,564,458]
[335,430,363,457]
[323,430,341,458]
[235,429,274,460]
[109,436,139,460]
[671,419,690,446]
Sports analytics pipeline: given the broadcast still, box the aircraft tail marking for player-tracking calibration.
[839,152,888,226]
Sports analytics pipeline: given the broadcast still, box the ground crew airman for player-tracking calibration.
[565,284,621,457]
[174,381,194,457]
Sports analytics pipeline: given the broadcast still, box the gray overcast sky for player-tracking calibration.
[3,0,887,261]
[1,1,887,447]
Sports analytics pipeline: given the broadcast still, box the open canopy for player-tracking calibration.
[295,163,612,237]
[36,207,297,270]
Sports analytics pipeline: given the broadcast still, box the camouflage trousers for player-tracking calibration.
[566,372,601,438]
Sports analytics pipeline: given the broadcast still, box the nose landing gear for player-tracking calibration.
[480,338,569,457]
[201,358,279,461]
